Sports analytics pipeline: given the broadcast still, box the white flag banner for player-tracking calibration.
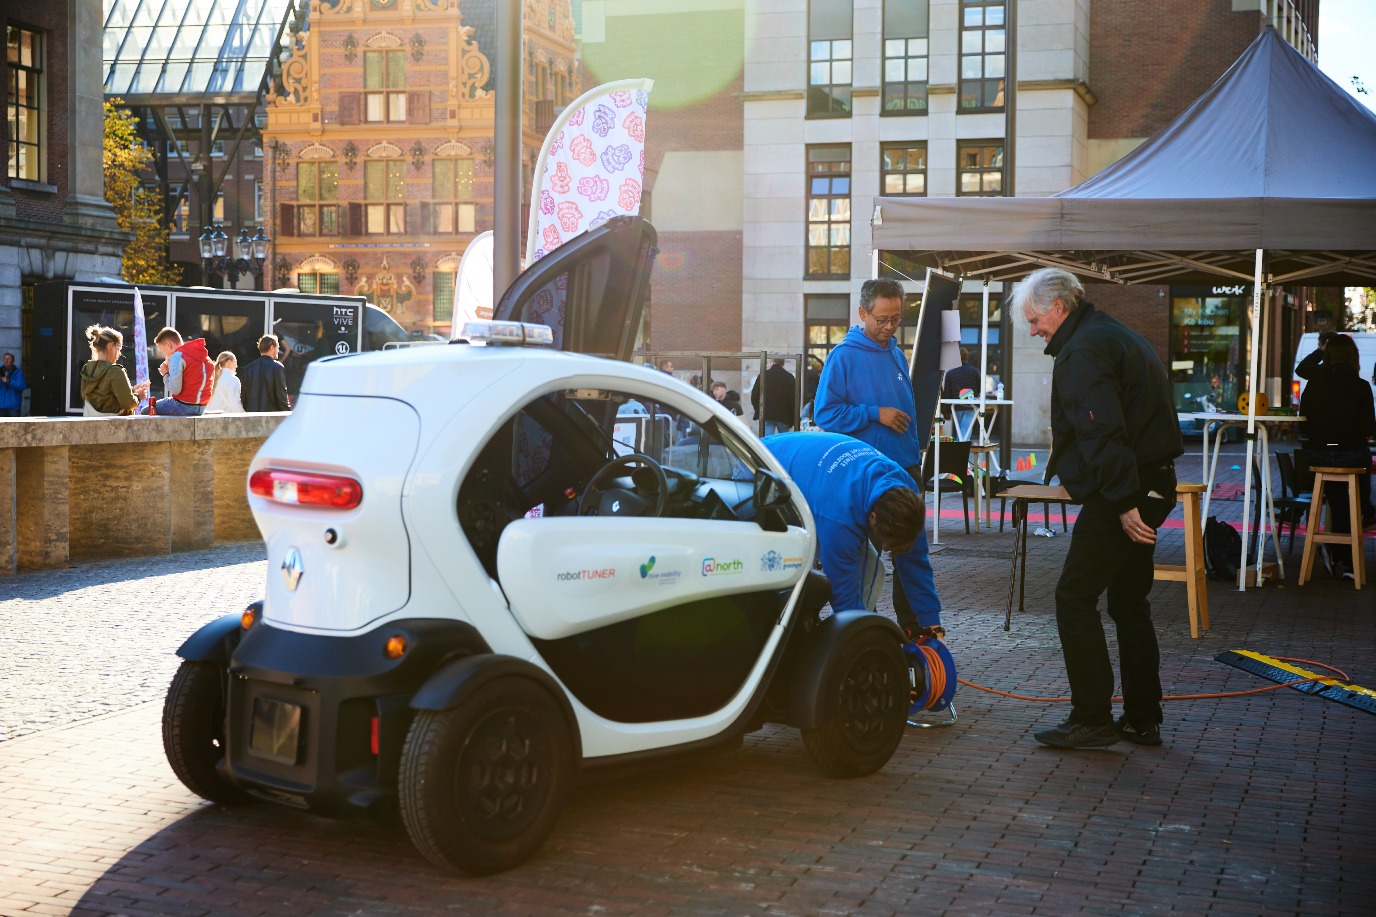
[453,230,495,334]
[132,287,150,391]
[525,78,654,267]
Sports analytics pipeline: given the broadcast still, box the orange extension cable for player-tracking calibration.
[956,656,1352,703]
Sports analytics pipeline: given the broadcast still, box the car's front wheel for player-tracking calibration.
[399,676,573,875]
[161,660,245,804]
[801,628,908,777]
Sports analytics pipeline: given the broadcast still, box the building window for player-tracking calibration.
[805,294,851,367]
[806,145,850,277]
[296,162,339,235]
[960,1,1006,111]
[6,25,43,181]
[297,272,341,295]
[168,184,190,234]
[210,139,226,157]
[883,1,929,114]
[957,141,1004,196]
[254,181,264,223]
[213,190,225,223]
[433,271,455,323]
[808,0,853,117]
[881,143,926,196]
[364,160,406,234]
[364,50,407,122]
[433,159,476,234]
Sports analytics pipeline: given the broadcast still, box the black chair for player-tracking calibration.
[921,440,972,535]
[1274,451,1312,554]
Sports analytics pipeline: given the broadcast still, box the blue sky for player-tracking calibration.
[1318,0,1376,113]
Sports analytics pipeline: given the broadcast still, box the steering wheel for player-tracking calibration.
[579,453,669,518]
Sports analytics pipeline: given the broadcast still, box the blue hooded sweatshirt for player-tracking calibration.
[813,325,922,470]
[764,432,941,628]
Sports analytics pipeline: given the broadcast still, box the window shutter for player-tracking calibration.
[278,203,296,237]
[407,90,431,124]
[338,92,361,125]
[347,202,363,237]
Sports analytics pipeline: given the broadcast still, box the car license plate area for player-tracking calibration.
[250,696,303,765]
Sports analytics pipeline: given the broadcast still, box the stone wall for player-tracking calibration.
[0,413,287,575]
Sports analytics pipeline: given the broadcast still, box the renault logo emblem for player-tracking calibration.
[281,547,304,592]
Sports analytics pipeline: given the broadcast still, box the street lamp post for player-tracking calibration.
[199,224,270,289]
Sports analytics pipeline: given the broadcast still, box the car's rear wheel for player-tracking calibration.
[162,660,245,804]
[399,676,573,875]
[801,628,908,777]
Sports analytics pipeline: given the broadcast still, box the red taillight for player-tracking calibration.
[370,716,380,755]
[249,468,363,509]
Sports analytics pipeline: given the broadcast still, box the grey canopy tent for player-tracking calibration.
[871,27,1376,587]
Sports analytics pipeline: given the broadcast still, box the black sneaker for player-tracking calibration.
[1034,719,1119,749]
[1116,716,1163,746]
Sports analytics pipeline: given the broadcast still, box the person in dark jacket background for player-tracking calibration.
[1293,330,1338,380]
[1016,267,1184,750]
[1299,333,1375,576]
[241,334,292,412]
[751,358,798,435]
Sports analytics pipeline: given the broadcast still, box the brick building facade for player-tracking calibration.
[263,0,577,334]
[1,0,126,403]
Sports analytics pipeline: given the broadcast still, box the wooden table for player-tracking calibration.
[1002,484,1077,630]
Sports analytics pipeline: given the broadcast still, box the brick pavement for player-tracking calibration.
[1,446,1374,916]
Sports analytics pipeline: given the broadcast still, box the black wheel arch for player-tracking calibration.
[175,605,256,667]
[787,610,906,730]
[410,654,582,764]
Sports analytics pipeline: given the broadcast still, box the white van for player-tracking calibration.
[1291,331,1376,408]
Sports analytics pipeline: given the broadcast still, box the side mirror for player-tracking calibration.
[754,468,791,512]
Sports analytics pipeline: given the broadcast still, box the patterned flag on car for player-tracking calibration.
[525,78,653,266]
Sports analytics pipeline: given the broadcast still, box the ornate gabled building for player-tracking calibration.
[264,0,577,333]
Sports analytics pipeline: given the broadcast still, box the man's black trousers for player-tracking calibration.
[1054,490,1174,728]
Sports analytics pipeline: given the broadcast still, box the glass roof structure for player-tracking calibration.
[103,0,297,101]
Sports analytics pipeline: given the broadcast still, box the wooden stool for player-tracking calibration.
[1298,466,1367,589]
[1153,483,1210,639]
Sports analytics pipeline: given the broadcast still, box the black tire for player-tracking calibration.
[162,660,245,804]
[801,628,908,778]
[399,676,573,875]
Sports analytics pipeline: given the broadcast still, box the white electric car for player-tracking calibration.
[162,217,913,875]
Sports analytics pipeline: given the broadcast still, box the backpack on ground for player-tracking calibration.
[1204,516,1242,581]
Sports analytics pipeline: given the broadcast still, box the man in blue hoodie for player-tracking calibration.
[814,279,922,475]
[764,431,942,637]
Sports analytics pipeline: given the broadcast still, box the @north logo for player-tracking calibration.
[701,557,744,576]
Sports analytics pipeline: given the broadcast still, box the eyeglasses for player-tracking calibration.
[865,313,903,328]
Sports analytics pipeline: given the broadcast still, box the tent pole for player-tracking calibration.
[979,280,990,440]
[1238,249,1264,590]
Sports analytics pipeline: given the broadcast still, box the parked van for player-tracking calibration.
[1291,331,1376,408]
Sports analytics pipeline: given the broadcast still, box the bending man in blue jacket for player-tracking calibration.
[813,279,922,475]
[765,432,942,637]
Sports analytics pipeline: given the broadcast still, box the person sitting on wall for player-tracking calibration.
[80,325,150,417]
[137,327,214,416]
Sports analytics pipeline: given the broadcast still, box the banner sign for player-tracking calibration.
[525,78,654,266]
